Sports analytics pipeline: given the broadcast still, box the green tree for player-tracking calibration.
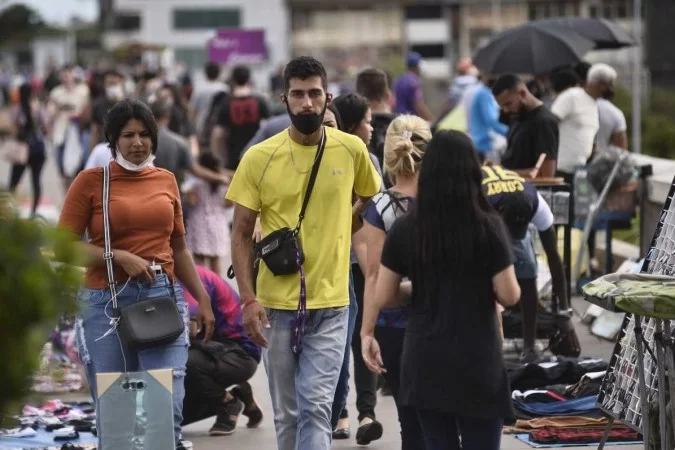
[0,194,82,418]
[0,3,45,43]
[613,86,675,158]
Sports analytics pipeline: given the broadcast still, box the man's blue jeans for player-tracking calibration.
[263,306,348,450]
[75,274,190,448]
[331,269,358,428]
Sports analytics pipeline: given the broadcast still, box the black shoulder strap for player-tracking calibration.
[294,128,327,233]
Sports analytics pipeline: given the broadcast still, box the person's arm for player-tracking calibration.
[477,89,509,136]
[362,222,386,333]
[538,226,569,311]
[190,163,230,185]
[210,125,228,163]
[352,140,384,232]
[188,134,199,158]
[231,204,269,347]
[490,218,520,307]
[412,79,433,122]
[530,193,568,310]
[550,90,572,122]
[612,131,628,150]
[171,234,215,341]
[352,227,368,276]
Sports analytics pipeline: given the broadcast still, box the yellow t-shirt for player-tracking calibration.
[226,127,382,310]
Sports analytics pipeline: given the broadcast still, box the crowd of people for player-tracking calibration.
[1,48,631,450]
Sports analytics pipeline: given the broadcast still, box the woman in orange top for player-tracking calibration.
[58,99,215,450]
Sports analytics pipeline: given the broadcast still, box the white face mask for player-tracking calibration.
[106,84,124,100]
[115,153,155,171]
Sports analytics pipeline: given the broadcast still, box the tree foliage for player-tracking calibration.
[0,196,82,418]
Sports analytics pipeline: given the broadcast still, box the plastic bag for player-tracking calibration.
[62,122,84,177]
[96,369,174,450]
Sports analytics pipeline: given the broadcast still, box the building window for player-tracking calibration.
[173,9,240,30]
[528,1,579,20]
[174,48,208,69]
[405,5,443,20]
[592,0,633,19]
[410,43,445,59]
[111,13,141,31]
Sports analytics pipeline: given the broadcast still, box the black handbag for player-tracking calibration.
[255,129,327,276]
[101,164,184,350]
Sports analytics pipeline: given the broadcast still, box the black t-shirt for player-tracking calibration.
[502,105,559,171]
[91,98,117,145]
[216,95,270,170]
[381,213,515,419]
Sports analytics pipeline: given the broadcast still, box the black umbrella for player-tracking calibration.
[473,24,595,75]
[534,18,636,50]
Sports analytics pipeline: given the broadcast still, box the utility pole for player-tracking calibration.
[632,0,642,153]
[492,0,502,33]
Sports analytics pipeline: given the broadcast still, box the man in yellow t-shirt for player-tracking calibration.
[226,56,381,450]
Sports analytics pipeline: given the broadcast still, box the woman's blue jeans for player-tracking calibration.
[331,268,358,428]
[75,273,190,447]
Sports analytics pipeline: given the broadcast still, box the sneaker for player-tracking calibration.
[232,382,263,428]
[208,398,244,436]
[176,439,193,450]
[520,348,542,364]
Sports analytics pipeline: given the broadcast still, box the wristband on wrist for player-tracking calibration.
[241,298,258,311]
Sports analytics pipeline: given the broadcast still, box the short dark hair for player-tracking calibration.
[104,99,159,157]
[333,93,369,134]
[491,74,522,97]
[204,62,220,81]
[103,69,124,81]
[150,100,172,121]
[573,62,592,83]
[551,69,580,94]
[356,68,389,102]
[231,65,250,86]
[326,103,345,131]
[283,56,327,93]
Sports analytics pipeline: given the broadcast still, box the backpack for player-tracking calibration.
[200,91,229,147]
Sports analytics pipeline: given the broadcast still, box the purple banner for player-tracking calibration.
[207,29,267,65]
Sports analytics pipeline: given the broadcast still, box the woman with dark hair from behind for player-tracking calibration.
[185,151,232,276]
[362,130,520,450]
[57,99,215,450]
[8,83,48,216]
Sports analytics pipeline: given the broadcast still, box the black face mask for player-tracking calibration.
[285,99,327,135]
[602,88,615,101]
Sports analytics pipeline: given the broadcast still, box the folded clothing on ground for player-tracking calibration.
[507,357,608,391]
[514,395,600,418]
[530,425,640,444]
[504,415,611,433]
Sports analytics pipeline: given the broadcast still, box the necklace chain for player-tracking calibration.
[287,128,323,174]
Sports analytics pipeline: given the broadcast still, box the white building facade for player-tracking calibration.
[103,0,290,91]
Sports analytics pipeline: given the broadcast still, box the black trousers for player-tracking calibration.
[350,264,378,421]
[376,326,425,450]
[10,150,46,215]
[182,340,258,426]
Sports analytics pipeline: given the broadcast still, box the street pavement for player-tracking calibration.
[1,151,643,449]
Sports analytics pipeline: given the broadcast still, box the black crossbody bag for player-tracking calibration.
[255,129,327,276]
[102,164,184,350]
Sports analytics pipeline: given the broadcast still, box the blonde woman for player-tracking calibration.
[361,115,431,449]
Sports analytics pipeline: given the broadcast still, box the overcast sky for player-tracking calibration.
[7,0,98,24]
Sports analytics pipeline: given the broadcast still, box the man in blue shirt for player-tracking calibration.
[392,52,433,122]
[469,77,509,162]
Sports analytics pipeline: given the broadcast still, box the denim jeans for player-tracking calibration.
[75,273,189,448]
[263,306,349,450]
[331,269,358,428]
[416,409,503,450]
